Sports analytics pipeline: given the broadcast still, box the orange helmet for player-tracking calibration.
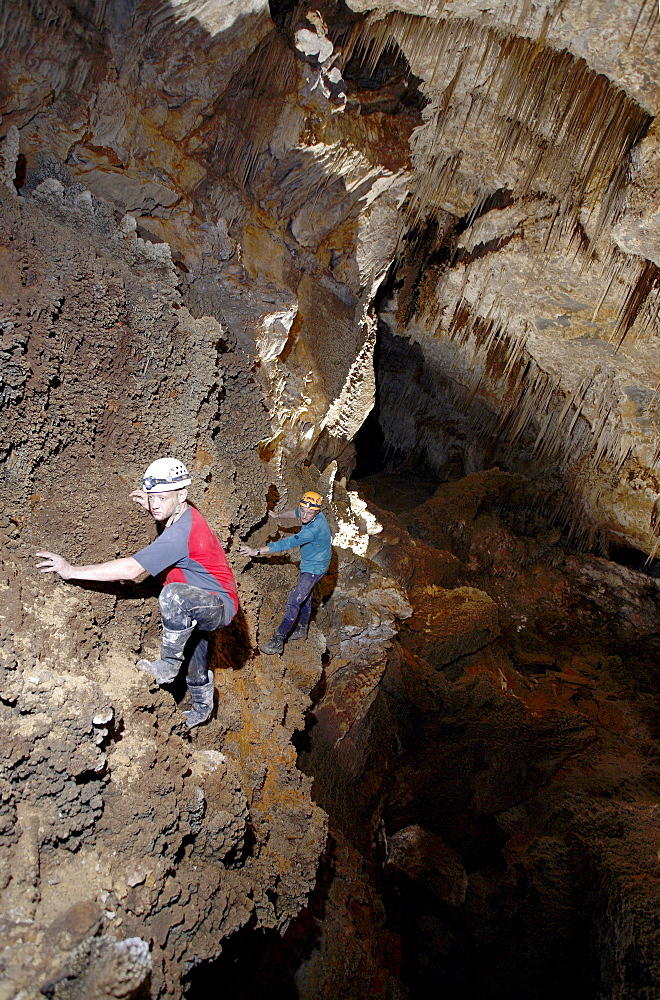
[300,491,323,509]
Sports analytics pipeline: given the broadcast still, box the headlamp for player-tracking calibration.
[143,475,188,491]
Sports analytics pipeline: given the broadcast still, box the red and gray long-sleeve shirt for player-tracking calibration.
[134,506,239,622]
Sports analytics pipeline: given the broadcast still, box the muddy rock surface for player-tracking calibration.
[300,470,660,999]
[0,179,414,997]
[0,182,324,997]
[0,151,414,996]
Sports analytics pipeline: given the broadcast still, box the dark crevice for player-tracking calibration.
[342,32,428,115]
[608,542,660,578]
[185,840,337,999]
[14,153,27,191]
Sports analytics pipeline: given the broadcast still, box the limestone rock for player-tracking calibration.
[0,126,19,195]
[4,0,660,995]
[400,585,500,669]
[386,824,468,906]
[0,181,326,999]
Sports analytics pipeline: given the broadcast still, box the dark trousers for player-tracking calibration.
[159,583,227,684]
[276,572,325,638]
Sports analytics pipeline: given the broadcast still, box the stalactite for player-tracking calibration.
[342,13,652,244]
[415,292,646,491]
[378,328,620,553]
[613,260,660,349]
[212,32,299,188]
[628,0,659,48]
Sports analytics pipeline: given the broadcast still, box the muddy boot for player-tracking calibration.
[183,671,214,729]
[259,633,284,655]
[138,623,196,684]
[289,623,308,641]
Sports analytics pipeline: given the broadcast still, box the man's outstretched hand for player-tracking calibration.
[239,544,258,558]
[35,551,144,582]
[36,552,72,579]
[130,490,150,511]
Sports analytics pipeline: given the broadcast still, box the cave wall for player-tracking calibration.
[348,0,660,553]
[3,0,420,478]
[5,0,660,550]
[0,121,408,999]
[0,173,341,997]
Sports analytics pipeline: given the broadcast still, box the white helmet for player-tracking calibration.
[142,457,191,493]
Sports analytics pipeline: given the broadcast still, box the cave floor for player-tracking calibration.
[351,472,443,514]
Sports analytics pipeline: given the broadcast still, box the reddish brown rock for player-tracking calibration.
[386,825,468,907]
[400,585,499,669]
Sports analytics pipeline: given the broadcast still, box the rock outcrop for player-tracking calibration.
[0,179,333,997]
[0,151,409,998]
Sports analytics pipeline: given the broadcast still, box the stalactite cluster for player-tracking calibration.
[347,2,660,554]
[345,12,651,237]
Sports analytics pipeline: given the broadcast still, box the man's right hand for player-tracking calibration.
[35,552,144,582]
[130,490,150,511]
[35,552,73,579]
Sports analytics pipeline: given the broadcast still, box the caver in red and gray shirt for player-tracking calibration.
[134,506,239,622]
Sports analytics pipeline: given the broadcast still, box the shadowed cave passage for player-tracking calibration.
[355,320,660,577]
[297,335,660,996]
[184,420,660,999]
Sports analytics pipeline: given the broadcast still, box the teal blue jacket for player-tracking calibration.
[268,510,332,575]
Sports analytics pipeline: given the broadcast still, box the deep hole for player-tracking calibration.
[74,770,106,785]
[353,316,445,483]
[608,542,660,577]
[340,271,660,1000]
[342,30,428,115]
[268,0,297,30]
[184,840,337,999]
[291,707,318,754]
[14,153,27,191]
[187,927,295,1000]
[352,401,388,479]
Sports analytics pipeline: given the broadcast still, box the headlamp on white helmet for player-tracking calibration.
[142,457,192,493]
